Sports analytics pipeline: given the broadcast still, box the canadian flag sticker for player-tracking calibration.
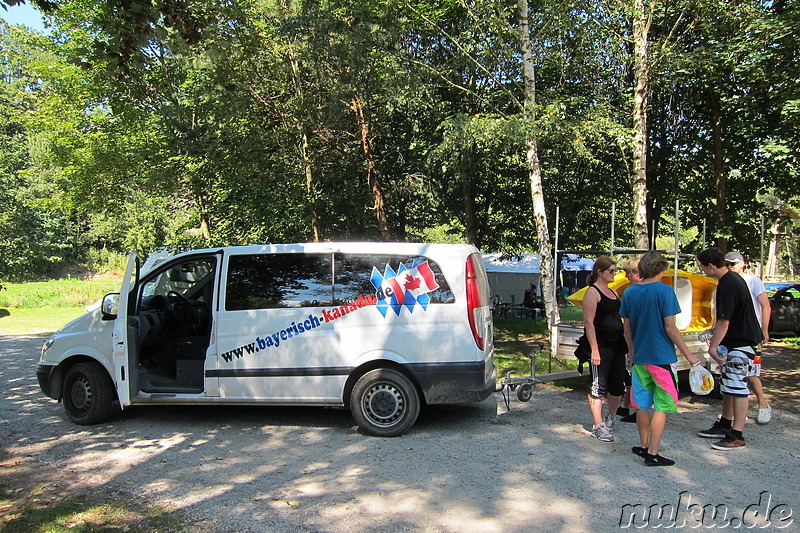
[370,260,440,316]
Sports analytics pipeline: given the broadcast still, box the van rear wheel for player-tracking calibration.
[350,368,420,437]
[62,362,115,425]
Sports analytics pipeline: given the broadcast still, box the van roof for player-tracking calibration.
[142,242,480,273]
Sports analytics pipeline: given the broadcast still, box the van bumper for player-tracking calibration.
[36,364,57,399]
[408,361,496,404]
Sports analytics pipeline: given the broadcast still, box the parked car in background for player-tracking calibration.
[769,283,800,336]
[765,281,797,296]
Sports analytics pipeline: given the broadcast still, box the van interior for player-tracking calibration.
[134,258,216,394]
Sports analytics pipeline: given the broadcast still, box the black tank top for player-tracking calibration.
[591,285,624,343]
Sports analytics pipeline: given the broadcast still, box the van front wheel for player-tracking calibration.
[350,369,420,437]
[62,363,115,425]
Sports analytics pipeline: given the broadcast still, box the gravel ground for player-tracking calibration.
[2,335,798,532]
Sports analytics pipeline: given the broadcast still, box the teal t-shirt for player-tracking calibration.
[619,281,682,365]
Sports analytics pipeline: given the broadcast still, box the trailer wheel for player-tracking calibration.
[350,368,420,437]
[516,383,533,402]
[62,362,115,425]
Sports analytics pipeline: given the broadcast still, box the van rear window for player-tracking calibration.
[335,254,454,305]
[225,253,454,311]
[225,254,333,310]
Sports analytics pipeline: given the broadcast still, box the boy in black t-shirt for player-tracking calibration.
[695,248,764,450]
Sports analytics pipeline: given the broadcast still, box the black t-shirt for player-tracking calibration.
[716,271,764,348]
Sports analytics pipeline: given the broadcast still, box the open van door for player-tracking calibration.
[112,253,139,407]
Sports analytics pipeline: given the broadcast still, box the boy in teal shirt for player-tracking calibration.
[620,252,701,466]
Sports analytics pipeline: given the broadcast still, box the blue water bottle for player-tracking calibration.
[716,345,728,361]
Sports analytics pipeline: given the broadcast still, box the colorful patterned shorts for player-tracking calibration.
[631,364,679,413]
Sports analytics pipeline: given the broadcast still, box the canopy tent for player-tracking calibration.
[560,254,594,271]
[482,253,540,305]
[560,254,594,296]
[482,253,599,304]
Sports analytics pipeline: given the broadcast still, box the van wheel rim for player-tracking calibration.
[70,376,92,413]
[363,383,404,426]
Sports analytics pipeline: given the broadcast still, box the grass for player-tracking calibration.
[0,279,119,335]
[0,279,121,309]
[0,492,185,533]
[0,307,88,335]
[492,316,581,381]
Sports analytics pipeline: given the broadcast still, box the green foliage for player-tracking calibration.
[780,337,800,348]
[0,0,797,281]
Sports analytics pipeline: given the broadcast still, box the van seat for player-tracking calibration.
[172,337,208,360]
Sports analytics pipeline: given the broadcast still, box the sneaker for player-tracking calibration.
[632,446,648,458]
[711,435,746,450]
[590,424,614,442]
[604,414,616,433]
[617,407,631,417]
[621,412,638,423]
[757,405,771,424]
[697,422,731,439]
[645,453,676,466]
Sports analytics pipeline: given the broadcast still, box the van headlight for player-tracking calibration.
[41,336,55,358]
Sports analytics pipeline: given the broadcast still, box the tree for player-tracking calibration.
[630,0,650,250]
[517,0,558,324]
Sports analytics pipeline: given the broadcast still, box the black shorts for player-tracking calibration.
[589,341,627,398]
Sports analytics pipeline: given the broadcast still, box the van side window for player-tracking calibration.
[335,254,454,304]
[226,254,333,310]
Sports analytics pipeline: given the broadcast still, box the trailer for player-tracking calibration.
[548,201,720,377]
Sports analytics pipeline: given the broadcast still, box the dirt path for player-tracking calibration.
[2,336,799,532]
[757,342,800,414]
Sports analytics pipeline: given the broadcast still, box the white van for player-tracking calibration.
[37,243,496,436]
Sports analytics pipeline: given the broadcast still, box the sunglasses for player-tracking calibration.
[606,268,618,274]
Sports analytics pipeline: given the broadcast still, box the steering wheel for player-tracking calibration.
[165,291,192,321]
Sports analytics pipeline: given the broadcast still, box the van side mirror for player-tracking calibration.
[101,293,120,319]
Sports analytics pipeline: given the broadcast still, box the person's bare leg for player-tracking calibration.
[722,394,734,421]
[636,409,650,449]
[647,411,668,456]
[747,376,767,409]
[588,395,603,427]
[607,394,622,419]
[621,388,631,409]
[732,396,749,432]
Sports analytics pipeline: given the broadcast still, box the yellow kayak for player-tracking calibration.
[566,269,717,332]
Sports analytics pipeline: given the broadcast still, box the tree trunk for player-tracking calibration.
[196,192,212,243]
[767,220,779,278]
[349,95,392,241]
[299,129,320,242]
[631,0,650,250]
[708,88,728,252]
[461,148,479,247]
[289,57,321,242]
[517,0,559,330]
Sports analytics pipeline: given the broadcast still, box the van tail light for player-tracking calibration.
[466,255,485,350]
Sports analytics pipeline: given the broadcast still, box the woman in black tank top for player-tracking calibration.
[583,256,628,442]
